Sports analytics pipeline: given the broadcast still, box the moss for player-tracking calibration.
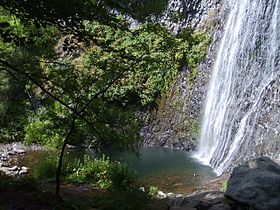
[183,118,201,142]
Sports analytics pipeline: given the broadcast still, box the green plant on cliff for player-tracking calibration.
[178,28,211,82]
[221,180,228,192]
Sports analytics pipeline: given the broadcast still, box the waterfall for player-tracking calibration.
[195,0,280,175]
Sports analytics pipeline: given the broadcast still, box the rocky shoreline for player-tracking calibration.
[1,142,279,210]
[0,142,45,176]
[167,157,280,210]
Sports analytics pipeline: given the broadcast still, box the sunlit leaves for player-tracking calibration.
[1,0,168,41]
[0,1,210,149]
[81,22,188,105]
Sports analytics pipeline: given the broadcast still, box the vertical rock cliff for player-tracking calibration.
[141,0,226,149]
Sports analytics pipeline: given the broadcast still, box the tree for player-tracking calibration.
[0,1,192,197]
[1,0,169,39]
[0,0,210,198]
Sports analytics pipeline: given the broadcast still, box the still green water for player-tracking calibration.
[18,146,216,193]
[89,147,216,193]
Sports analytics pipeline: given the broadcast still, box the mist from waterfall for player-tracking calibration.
[195,0,280,175]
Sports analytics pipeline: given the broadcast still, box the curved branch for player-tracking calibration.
[0,59,103,139]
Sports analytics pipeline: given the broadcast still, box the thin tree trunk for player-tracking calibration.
[56,114,76,197]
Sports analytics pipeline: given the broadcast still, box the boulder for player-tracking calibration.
[19,166,28,175]
[66,144,76,149]
[13,149,25,154]
[7,150,15,155]
[12,143,26,154]
[0,167,18,176]
[168,191,229,210]
[225,157,280,210]
[1,156,8,161]
[208,203,231,210]
[1,152,9,161]
[8,165,18,171]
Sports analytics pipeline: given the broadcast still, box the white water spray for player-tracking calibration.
[195,0,280,175]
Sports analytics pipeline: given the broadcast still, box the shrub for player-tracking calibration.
[100,186,150,210]
[67,155,139,191]
[0,174,39,192]
[148,186,159,198]
[24,107,64,148]
[33,152,58,181]
[66,155,150,210]
[66,155,112,188]
[109,161,137,191]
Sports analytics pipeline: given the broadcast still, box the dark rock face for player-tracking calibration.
[161,0,223,33]
[168,191,231,210]
[225,157,280,210]
[141,70,199,149]
[141,0,227,149]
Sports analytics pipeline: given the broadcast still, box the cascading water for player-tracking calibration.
[196,0,280,175]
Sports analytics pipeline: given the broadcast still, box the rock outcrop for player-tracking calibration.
[167,157,280,210]
[0,143,29,176]
[167,191,230,210]
[225,157,280,210]
[141,0,228,149]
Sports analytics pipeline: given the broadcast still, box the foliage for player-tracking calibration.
[1,0,169,39]
[66,154,150,209]
[0,7,193,151]
[67,155,111,188]
[148,186,159,198]
[221,180,228,192]
[0,174,39,192]
[0,8,59,144]
[109,161,137,191]
[66,155,137,189]
[79,22,187,106]
[178,28,211,82]
[99,186,150,210]
[24,107,65,148]
[0,71,27,142]
[0,1,211,150]
[33,152,58,181]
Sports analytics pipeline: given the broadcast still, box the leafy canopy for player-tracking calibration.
[1,0,169,38]
[0,2,209,150]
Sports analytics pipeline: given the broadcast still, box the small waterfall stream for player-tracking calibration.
[196,0,280,175]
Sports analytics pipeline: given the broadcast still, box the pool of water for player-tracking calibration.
[93,147,217,193]
[15,146,216,193]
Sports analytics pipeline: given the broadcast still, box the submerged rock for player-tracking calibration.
[225,157,280,210]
